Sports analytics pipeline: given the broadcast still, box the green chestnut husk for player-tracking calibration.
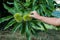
[23,14,32,21]
[14,13,22,22]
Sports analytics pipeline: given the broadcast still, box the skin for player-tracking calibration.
[30,11,60,26]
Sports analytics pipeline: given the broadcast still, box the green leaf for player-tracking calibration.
[46,0,49,5]
[29,22,38,36]
[3,4,15,15]
[39,7,44,16]
[12,23,22,33]
[4,19,16,30]
[32,0,37,10]
[40,4,52,16]
[26,0,30,3]
[40,4,46,14]
[47,0,54,10]
[14,0,20,12]
[46,0,54,6]
[31,27,38,36]
[21,21,26,34]
[40,22,47,30]
[46,0,54,10]
[26,22,31,40]
[24,2,31,7]
[0,16,12,23]
[26,22,31,35]
[46,5,53,11]
[26,34,31,40]
[31,22,44,30]
[32,21,41,27]
[44,23,58,30]
[33,0,36,6]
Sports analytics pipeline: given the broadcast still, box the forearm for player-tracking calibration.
[37,16,60,26]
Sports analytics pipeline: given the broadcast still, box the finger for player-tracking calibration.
[30,12,34,15]
[29,15,34,17]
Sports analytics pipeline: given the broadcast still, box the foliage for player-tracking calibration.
[0,0,58,40]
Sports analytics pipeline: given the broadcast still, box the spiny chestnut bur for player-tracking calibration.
[23,14,32,21]
[14,13,23,22]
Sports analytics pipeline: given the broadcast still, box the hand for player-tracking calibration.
[30,11,40,19]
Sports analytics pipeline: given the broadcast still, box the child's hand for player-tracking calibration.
[30,11,40,19]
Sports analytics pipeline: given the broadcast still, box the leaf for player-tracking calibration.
[7,1,13,4]
[31,27,38,36]
[4,19,16,30]
[46,0,53,5]
[32,0,37,10]
[46,5,53,11]
[29,22,38,36]
[40,4,47,13]
[26,22,31,40]
[12,23,22,33]
[0,16,12,23]
[39,7,45,16]
[31,22,44,31]
[33,0,36,6]
[26,0,30,3]
[46,0,54,10]
[21,21,26,34]
[32,21,41,27]
[14,0,20,12]
[44,23,58,30]
[3,4,15,15]
[26,34,31,40]
[25,0,31,7]
[26,22,31,35]
[40,22,47,30]
[24,2,31,7]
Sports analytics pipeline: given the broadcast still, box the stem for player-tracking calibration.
[27,36,31,40]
